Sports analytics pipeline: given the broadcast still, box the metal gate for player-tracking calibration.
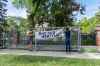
[34,27,81,51]
[35,27,66,51]
[4,29,35,49]
[70,28,81,51]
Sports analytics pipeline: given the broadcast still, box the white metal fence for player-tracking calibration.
[0,27,81,51]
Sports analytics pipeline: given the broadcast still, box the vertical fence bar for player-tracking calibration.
[34,35,37,51]
[77,28,81,51]
[70,27,81,51]
[3,32,4,48]
[34,29,37,51]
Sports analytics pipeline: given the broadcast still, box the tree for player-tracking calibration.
[18,18,30,32]
[0,0,8,48]
[6,16,18,31]
[11,0,47,28]
[77,10,100,34]
[78,17,91,33]
[11,0,84,28]
[0,0,8,31]
[6,16,29,32]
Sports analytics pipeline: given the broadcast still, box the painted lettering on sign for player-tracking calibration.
[35,29,63,40]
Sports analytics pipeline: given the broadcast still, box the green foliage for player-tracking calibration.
[77,11,100,34]
[0,55,100,66]
[81,39,96,45]
[11,0,82,28]
[6,16,30,32]
[78,17,92,33]
[6,16,17,31]
[0,0,8,32]
[18,19,30,32]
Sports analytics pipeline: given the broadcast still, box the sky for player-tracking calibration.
[77,0,100,20]
[6,0,100,20]
[6,0,27,18]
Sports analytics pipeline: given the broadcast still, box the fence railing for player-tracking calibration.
[0,27,82,51]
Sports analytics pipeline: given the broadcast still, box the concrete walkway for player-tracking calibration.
[0,49,100,59]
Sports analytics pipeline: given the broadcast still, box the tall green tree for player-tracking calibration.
[11,0,47,28]
[0,0,8,47]
[0,0,8,31]
[11,0,84,28]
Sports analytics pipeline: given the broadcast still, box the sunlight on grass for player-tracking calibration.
[0,55,100,66]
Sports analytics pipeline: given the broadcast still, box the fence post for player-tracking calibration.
[77,28,81,51]
[96,25,100,51]
[34,29,37,51]
[34,34,37,51]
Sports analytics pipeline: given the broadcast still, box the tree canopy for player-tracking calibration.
[0,0,8,31]
[11,0,84,28]
[77,10,100,34]
[6,16,29,32]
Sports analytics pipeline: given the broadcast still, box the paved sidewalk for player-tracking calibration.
[0,49,100,59]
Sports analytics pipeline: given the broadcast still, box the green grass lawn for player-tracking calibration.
[0,55,100,66]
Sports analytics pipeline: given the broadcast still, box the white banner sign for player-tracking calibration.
[35,29,63,40]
